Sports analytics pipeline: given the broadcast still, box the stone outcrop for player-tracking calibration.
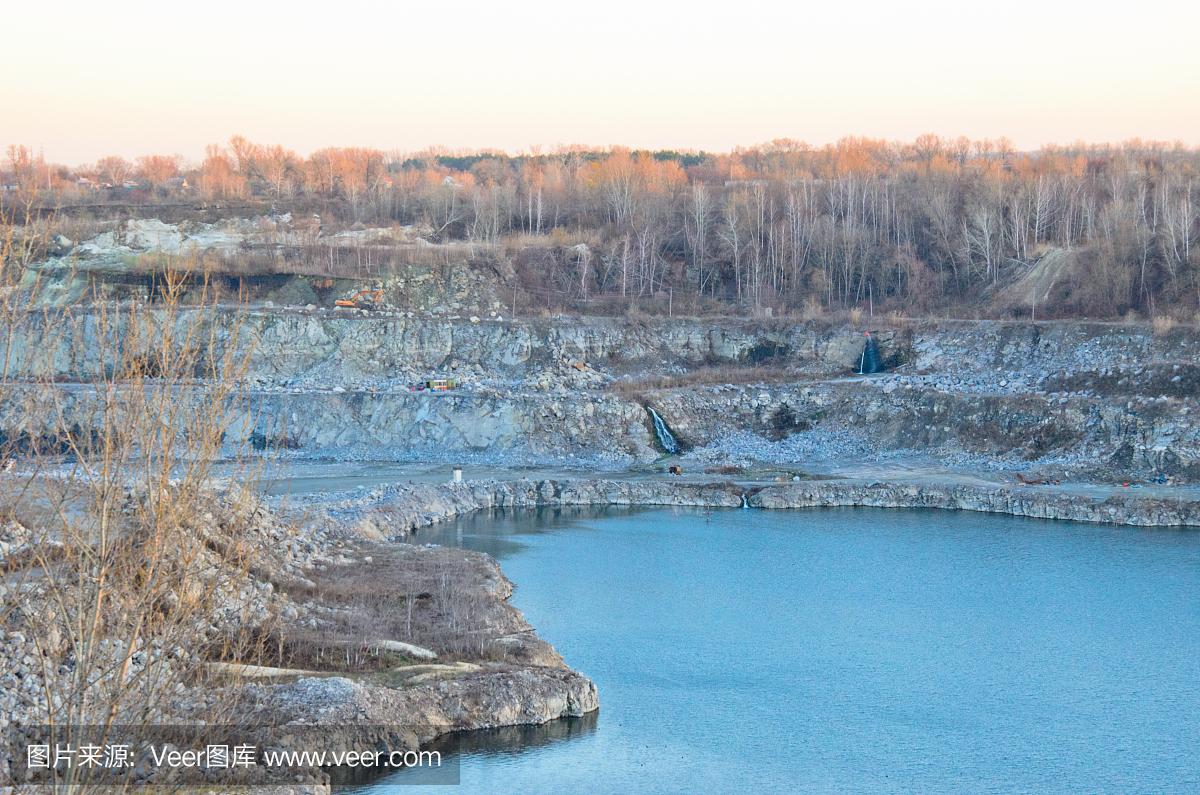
[240,389,657,463]
[4,313,1199,475]
[749,480,1200,526]
[286,477,1200,534]
[6,309,1199,385]
[284,479,748,540]
[262,665,598,744]
[649,381,1200,475]
[0,313,905,382]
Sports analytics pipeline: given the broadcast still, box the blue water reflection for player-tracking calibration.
[346,506,1200,794]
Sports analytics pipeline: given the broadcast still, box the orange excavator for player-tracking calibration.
[335,283,383,309]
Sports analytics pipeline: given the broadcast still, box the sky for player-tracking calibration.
[4,0,1199,165]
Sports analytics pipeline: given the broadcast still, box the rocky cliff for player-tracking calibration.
[6,312,1200,479]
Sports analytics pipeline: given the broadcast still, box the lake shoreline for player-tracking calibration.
[280,475,1200,536]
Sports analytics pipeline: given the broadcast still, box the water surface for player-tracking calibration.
[353,506,1200,794]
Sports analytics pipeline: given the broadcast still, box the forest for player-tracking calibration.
[4,135,1198,320]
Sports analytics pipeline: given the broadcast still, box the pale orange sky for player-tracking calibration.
[4,0,1199,165]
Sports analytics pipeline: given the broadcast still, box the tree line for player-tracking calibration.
[4,136,1198,318]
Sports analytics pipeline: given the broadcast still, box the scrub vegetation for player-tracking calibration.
[5,136,1198,321]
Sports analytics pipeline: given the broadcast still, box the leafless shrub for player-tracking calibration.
[0,206,273,791]
[799,299,824,321]
[1153,315,1176,335]
[272,543,510,673]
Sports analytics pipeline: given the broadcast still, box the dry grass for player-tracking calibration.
[704,465,746,475]
[253,542,509,672]
[1153,315,1176,335]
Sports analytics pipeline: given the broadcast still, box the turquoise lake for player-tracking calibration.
[347,506,1200,794]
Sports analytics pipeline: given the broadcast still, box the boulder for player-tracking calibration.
[48,234,74,257]
[374,640,438,660]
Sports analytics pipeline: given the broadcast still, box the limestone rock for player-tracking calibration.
[374,640,437,660]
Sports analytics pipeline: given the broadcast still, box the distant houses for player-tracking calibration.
[68,177,189,192]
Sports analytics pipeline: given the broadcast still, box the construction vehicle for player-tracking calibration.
[335,282,383,309]
[410,378,457,392]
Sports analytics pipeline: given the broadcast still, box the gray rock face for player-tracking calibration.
[650,383,1200,471]
[288,477,1200,534]
[5,312,1198,385]
[241,390,657,462]
[48,235,74,257]
[0,313,889,382]
[4,314,1199,477]
[267,667,598,738]
[750,481,1200,526]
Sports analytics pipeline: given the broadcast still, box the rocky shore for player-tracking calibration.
[253,665,597,749]
[747,480,1200,526]
[282,475,1200,535]
[0,486,598,792]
